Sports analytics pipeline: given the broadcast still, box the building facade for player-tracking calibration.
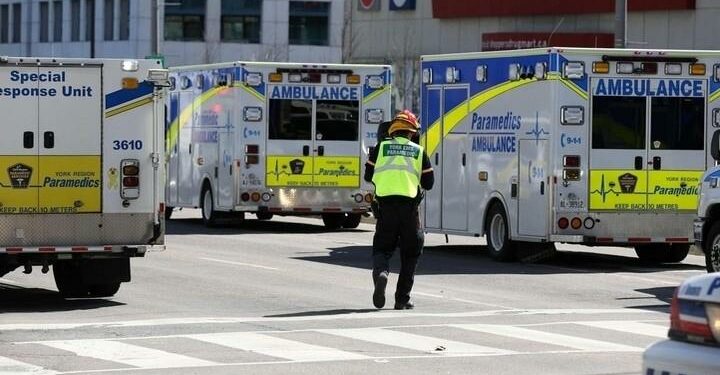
[0,0,345,66]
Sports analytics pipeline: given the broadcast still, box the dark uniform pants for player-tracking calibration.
[372,199,424,305]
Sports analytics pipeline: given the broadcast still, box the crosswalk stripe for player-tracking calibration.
[188,332,370,362]
[574,321,669,338]
[452,324,643,352]
[40,339,217,369]
[318,328,513,355]
[0,355,56,375]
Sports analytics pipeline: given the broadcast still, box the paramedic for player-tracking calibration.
[364,110,434,310]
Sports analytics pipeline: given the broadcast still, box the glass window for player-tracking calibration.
[164,0,205,41]
[12,3,21,43]
[269,99,312,140]
[651,97,704,150]
[221,0,261,43]
[1,5,9,43]
[288,1,329,46]
[104,0,113,40]
[119,0,129,40]
[53,0,62,42]
[39,2,49,42]
[85,0,95,42]
[71,0,80,41]
[592,96,646,149]
[315,100,359,141]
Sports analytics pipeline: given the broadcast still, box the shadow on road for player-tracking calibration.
[264,308,378,318]
[623,286,676,314]
[166,217,371,236]
[0,283,124,313]
[294,244,706,276]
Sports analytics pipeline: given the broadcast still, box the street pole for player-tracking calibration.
[614,0,626,48]
[155,0,162,56]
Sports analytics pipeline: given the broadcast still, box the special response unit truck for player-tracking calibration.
[165,61,391,229]
[420,47,720,263]
[0,57,168,297]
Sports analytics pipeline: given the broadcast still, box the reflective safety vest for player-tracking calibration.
[372,137,423,198]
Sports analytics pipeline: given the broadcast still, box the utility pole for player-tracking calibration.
[614,0,627,48]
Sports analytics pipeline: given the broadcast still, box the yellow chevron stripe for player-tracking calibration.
[363,85,391,104]
[105,95,153,118]
[234,83,265,101]
[165,86,230,153]
[710,89,720,103]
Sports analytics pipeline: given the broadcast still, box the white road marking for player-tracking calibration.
[0,356,56,375]
[0,309,654,331]
[452,324,642,352]
[188,332,368,362]
[319,327,513,355]
[575,321,669,338]
[199,257,279,270]
[40,340,216,369]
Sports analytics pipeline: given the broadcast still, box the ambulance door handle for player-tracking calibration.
[434,153,439,165]
[462,153,466,166]
[540,181,545,195]
[189,144,192,154]
[43,131,54,149]
[303,145,310,156]
[653,156,661,170]
[23,131,33,149]
[634,156,643,170]
[318,146,324,156]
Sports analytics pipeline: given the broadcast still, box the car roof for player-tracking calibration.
[677,272,720,303]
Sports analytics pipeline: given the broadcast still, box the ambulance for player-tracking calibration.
[0,56,168,297]
[164,62,391,229]
[420,47,720,263]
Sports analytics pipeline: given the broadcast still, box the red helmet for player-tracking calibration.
[389,109,420,135]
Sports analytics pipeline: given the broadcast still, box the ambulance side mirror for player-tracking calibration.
[712,130,720,162]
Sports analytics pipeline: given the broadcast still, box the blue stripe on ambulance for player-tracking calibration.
[105,80,153,109]
[363,70,391,98]
[422,88,442,130]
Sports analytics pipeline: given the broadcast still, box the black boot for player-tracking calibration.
[394,300,414,310]
[373,271,388,309]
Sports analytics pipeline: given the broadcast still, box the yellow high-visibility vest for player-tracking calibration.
[372,137,423,198]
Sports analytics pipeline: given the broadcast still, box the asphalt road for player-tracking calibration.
[0,209,708,375]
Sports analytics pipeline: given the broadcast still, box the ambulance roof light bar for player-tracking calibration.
[601,55,698,63]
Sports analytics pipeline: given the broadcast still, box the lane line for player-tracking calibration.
[574,321,668,338]
[318,327,513,355]
[452,324,642,352]
[199,257,279,271]
[188,332,368,362]
[0,355,57,375]
[40,340,216,369]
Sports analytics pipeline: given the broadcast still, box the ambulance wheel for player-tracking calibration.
[634,244,690,264]
[342,213,362,229]
[53,261,89,298]
[88,282,121,297]
[485,203,516,262]
[705,221,720,272]
[201,186,218,227]
[165,206,173,220]
[322,213,344,230]
[256,212,274,221]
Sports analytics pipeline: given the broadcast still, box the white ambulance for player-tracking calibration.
[420,47,720,262]
[165,61,391,229]
[0,56,168,297]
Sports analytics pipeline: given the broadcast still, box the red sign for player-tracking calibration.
[359,0,380,11]
[481,33,614,51]
[434,0,695,18]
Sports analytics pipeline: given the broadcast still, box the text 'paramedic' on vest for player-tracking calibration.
[470,112,522,153]
[0,70,94,98]
[270,85,359,100]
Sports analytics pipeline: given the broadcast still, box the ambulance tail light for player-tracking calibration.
[365,109,384,124]
[690,63,706,76]
[244,155,259,165]
[669,289,719,345]
[563,155,580,168]
[269,73,283,82]
[641,62,658,74]
[347,74,361,84]
[243,107,263,122]
[665,63,683,75]
[244,72,263,86]
[563,169,581,181]
[251,192,261,202]
[558,217,569,230]
[364,193,374,203]
[327,74,341,84]
[570,217,582,230]
[353,194,364,203]
[561,106,584,125]
[616,62,634,74]
[245,144,259,154]
[592,61,609,74]
[241,192,250,202]
[288,73,302,83]
[562,61,585,79]
[120,159,140,199]
[245,144,260,165]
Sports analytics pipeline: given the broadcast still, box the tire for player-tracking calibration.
[53,261,89,298]
[705,221,720,272]
[201,185,218,227]
[256,211,274,221]
[322,213,344,230]
[165,206,173,220]
[342,213,362,229]
[485,203,516,261]
[88,282,121,297]
[634,244,690,264]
